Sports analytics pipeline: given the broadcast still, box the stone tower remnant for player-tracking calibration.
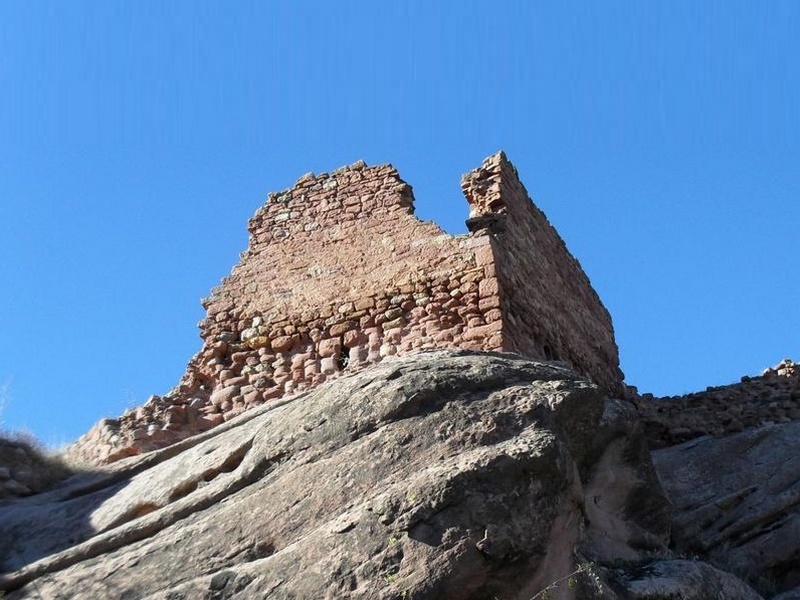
[70,152,624,464]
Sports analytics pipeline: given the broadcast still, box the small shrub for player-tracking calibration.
[0,429,75,496]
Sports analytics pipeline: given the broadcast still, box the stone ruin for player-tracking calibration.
[69,152,625,464]
[637,358,800,447]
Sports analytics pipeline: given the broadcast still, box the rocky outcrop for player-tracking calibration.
[653,421,800,598]
[7,148,796,598]
[2,351,678,600]
[602,559,764,599]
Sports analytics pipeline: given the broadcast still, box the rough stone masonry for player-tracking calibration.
[69,152,624,464]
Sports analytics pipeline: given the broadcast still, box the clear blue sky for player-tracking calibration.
[1,2,798,445]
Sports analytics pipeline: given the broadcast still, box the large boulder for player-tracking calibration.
[0,351,709,599]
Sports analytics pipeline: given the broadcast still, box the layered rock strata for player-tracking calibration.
[69,153,623,465]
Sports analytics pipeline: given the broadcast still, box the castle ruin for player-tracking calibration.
[71,152,624,464]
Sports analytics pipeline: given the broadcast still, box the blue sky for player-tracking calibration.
[1,2,798,445]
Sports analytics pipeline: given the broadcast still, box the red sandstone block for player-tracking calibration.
[384,307,403,320]
[479,296,501,311]
[462,271,483,283]
[456,304,481,318]
[382,316,406,330]
[443,298,461,311]
[320,357,338,374]
[467,316,485,328]
[343,329,367,346]
[484,308,503,323]
[329,321,356,337]
[197,414,224,430]
[462,322,501,342]
[210,385,240,407]
[425,303,442,316]
[271,335,294,352]
[243,389,263,405]
[434,330,455,343]
[383,327,403,343]
[354,297,375,311]
[262,386,283,400]
[409,306,427,320]
[291,353,309,368]
[318,337,341,357]
[349,345,368,364]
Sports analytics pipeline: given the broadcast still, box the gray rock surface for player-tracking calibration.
[0,351,674,599]
[653,422,800,598]
[607,559,764,599]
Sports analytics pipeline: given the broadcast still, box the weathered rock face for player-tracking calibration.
[602,559,765,600]
[653,421,800,598]
[67,152,623,466]
[1,351,670,600]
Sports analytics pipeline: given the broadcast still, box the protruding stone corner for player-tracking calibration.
[460,151,530,234]
[460,152,624,397]
[466,149,511,171]
[461,154,504,232]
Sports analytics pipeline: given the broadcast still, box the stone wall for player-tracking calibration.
[194,159,504,409]
[68,152,623,464]
[636,359,800,448]
[462,153,623,395]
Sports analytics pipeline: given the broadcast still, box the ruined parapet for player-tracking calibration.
[69,153,624,464]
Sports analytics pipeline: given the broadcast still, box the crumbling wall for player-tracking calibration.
[68,153,625,465]
[462,153,624,395]
[636,359,800,448]
[191,159,504,414]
